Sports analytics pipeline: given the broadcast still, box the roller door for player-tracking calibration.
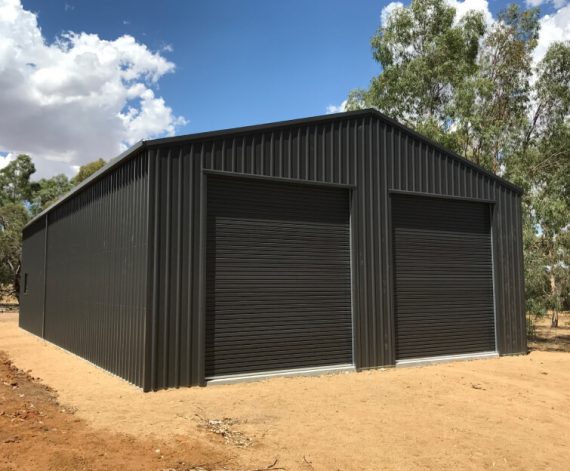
[392,194,496,360]
[206,177,352,378]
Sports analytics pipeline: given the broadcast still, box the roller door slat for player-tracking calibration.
[393,195,496,360]
[206,177,352,377]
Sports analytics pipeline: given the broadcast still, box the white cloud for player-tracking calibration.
[526,0,569,8]
[0,0,186,177]
[325,100,347,114]
[533,4,570,64]
[381,2,404,26]
[446,0,494,26]
[0,152,15,170]
[443,0,570,65]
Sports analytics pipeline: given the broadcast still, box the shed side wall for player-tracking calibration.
[19,218,47,336]
[38,152,149,387]
[148,115,525,390]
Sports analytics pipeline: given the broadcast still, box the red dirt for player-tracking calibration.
[0,350,235,471]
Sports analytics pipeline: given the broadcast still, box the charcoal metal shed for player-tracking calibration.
[19,109,526,391]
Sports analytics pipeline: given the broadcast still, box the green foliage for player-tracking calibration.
[348,0,485,146]
[29,174,73,217]
[459,5,539,170]
[0,203,28,297]
[71,159,105,185]
[0,155,37,206]
[0,156,106,298]
[517,42,570,325]
[352,0,569,324]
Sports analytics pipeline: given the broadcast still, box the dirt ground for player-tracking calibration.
[529,311,570,353]
[1,311,570,471]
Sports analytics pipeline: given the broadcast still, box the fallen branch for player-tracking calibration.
[247,458,285,471]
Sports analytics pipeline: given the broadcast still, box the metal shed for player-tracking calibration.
[19,109,526,391]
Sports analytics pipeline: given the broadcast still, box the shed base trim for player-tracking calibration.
[206,364,355,386]
[395,351,498,367]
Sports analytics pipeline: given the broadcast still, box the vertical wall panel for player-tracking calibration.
[147,144,205,389]
[36,153,149,387]
[19,218,47,336]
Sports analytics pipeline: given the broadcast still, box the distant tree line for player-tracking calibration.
[346,1,569,328]
[0,155,105,299]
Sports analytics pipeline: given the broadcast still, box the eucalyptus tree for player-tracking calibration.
[348,0,569,324]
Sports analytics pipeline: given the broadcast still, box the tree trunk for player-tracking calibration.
[550,274,559,328]
[551,310,559,328]
[13,262,21,303]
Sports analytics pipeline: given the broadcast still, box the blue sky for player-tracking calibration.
[1,0,568,176]
[24,0,543,134]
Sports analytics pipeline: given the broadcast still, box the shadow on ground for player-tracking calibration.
[529,312,570,353]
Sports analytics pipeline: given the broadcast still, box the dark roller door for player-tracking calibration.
[392,195,495,360]
[206,177,353,378]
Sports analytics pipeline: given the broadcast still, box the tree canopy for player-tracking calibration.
[348,0,569,326]
[71,159,106,185]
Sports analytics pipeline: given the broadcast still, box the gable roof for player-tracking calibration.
[24,108,522,228]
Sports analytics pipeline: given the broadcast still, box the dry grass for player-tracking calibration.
[0,291,18,313]
[529,311,570,353]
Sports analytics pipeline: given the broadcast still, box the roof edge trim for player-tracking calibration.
[366,110,522,195]
[24,141,146,228]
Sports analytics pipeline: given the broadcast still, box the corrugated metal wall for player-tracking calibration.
[19,218,48,337]
[145,147,203,389]
[19,109,524,390]
[146,112,526,390]
[21,153,150,387]
[385,124,526,356]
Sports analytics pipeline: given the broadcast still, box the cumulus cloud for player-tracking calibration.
[527,0,568,8]
[0,0,185,177]
[534,4,570,64]
[325,100,348,114]
[0,152,15,170]
[446,0,494,25]
[381,2,404,26]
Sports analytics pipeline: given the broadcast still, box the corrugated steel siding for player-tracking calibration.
[386,126,526,355]
[19,217,48,337]
[145,147,204,389]
[27,153,149,387]
[20,110,524,391]
[392,195,495,358]
[147,114,525,390]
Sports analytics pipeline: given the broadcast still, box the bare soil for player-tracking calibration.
[529,311,570,353]
[0,350,230,471]
[1,311,570,471]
